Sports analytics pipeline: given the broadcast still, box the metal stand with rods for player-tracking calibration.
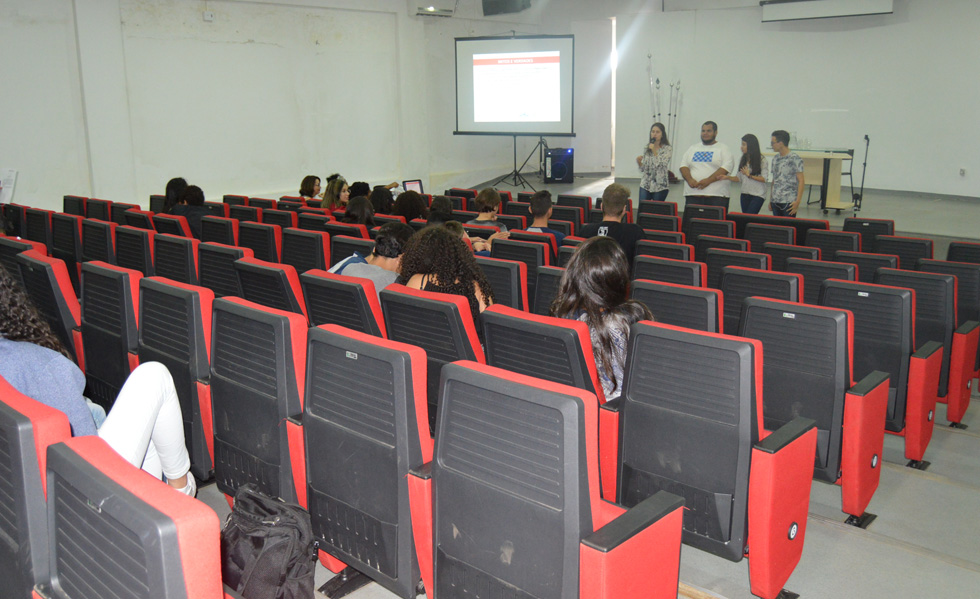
[853,134,870,212]
[493,135,546,190]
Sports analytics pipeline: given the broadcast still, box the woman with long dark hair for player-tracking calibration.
[341,195,376,227]
[727,133,768,214]
[163,177,188,214]
[550,237,652,400]
[0,265,197,496]
[636,122,672,201]
[399,225,494,324]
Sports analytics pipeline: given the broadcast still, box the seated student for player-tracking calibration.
[348,181,372,200]
[369,186,394,214]
[391,190,429,223]
[465,188,508,231]
[444,220,508,256]
[341,195,376,227]
[323,177,350,211]
[525,190,566,245]
[171,184,210,239]
[550,236,652,401]
[329,222,414,298]
[399,225,495,325]
[0,265,197,496]
[163,177,188,214]
[578,183,644,264]
[299,175,321,202]
[427,196,454,226]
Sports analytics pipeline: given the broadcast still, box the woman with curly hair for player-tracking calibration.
[399,225,494,324]
[550,236,652,401]
[0,264,197,496]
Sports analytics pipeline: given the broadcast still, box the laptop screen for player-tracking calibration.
[403,179,423,194]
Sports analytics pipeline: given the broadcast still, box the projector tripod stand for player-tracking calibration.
[493,135,547,190]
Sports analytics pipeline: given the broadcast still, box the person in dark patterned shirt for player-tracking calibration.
[769,129,805,216]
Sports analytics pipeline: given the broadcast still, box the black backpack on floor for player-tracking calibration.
[221,484,317,599]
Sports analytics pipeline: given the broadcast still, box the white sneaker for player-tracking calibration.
[171,474,197,498]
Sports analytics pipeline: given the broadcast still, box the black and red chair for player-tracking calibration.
[407,361,685,599]
[516,191,535,203]
[630,279,722,333]
[149,194,166,213]
[374,213,407,226]
[491,238,550,301]
[533,265,565,316]
[300,270,386,337]
[278,198,305,211]
[380,284,485,431]
[835,250,899,284]
[153,233,200,285]
[35,436,234,599]
[557,193,592,212]
[494,213,526,230]
[462,223,498,239]
[739,297,889,526]
[688,217,734,244]
[114,225,156,276]
[330,235,375,267]
[222,194,248,206]
[152,213,194,237]
[551,205,585,233]
[633,255,706,287]
[727,212,829,242]
[138,276,215,480]
[447,187,477,201]
[123,208,156,230]
[298,213,332,231]
[947,241,980,264]
[696,236,750,265]
[842,217,894,253]
[918,257,980,381]
[302,325,431,597]
[761,242,820,272]
[876,268,979,427]
[637,200,678,216]
[200,215,239,245]
[719,266,801,335]
[503,200,531,216]
[0,376,71,599]
[281,228,330,274]
[805,228,861,259]
[209,297,307,502]
[81,218,117,264]
[874,235,933,270]
[79,261,142,411]
[198,242,252,298]
[63,194,87,216]
[0,235,48,287]
[475,256,528,311]
[820,279,942,467]
[229,204,263,223]
[680,204,725,237]
[558,245,577,267]
[510,229,558,262]
[636,213,680,232]
[784,257,856,304]
[743,222,795,247]
[2,203,26,236]
[23,208,54,250]
[261,208,298,230]
[704,248,770,289]
[635,239,693,262]
[238,221,282,263]
[50,213,84,292]
[234,256,307,321]
[204,201,231,217]
[85,198,112,221]
[248,197,277,210]
[110,202,139,226]
[604,321,817,599]
[324,221,370,240]
[15,251,84,367]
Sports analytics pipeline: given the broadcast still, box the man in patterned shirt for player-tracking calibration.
[769,130,805,217]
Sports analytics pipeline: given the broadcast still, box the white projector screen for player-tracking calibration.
[455,35,575,137]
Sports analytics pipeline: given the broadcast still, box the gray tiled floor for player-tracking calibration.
[199,174,980,598]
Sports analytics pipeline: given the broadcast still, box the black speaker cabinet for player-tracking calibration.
[545,148,574,184]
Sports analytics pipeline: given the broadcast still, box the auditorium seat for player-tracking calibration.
[834,250,899,284]
[223,194,248,206]
[79,261,142,411]
[637,200,678,216]
[633,255,706,287]
[324,221,370,240]
[688,217,734,246]
[50,213,84,292]
[635,239,693,261]
[842,217,894,253]
[204,201,231,217]
[238,221,282,262]
[946,241,980,264]
[820,279,943,466]
[636,213,680,232]
[510,230,558,262]
[743,222,795,247]
[281,228,330,274]
[248,197,277,210]
[761,242,820,272]
[23,208,54,250]
[114,225,155,276]
[475,256,528,311]
[407,361,685,599]
[0,377,71,599]
[695,235,749,264]
[805,229,862,260]
[494,213,526,230]
[605,321,817,599]
[719,266,801,335]
[727,212,829,242]
[109,202,139,226]
[331,235,375,267]
[0,236,48,288]
[298,213,331,231]
[642,230,686,244]
[229,204,263,223]
[630,279,722,333]
[556,193,592,212]
[81,218,117,264]
[303,325,432,597]
[533,265,565,316]
[153,234,200,285]
[198,242,252,298]
[200,215,239,245]
[15,251,84,366]
[380,284,484,431]
[300,270,386,337]
[918,257,980,380]
[234,256,307,321]
[704,248,770,290]
[262,208,298,230]
[875,235,933,270]
[63,194,87,216]
[490,238,550,302]
[149,194,166,213]
[2,204,26,237]
[123,208,156,230]
[784,257,856,304]
[550,205,585,233]
[680,204,725,237]
[209,297,307,502]
[138,276,215,480]
[152,213,194,237]
[740,297,889,526]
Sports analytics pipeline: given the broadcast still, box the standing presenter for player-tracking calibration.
[636,123,672,201]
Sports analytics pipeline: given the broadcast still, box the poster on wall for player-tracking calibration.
[0,169,17,205]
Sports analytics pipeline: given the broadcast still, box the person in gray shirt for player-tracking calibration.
[329,222,415,299]
[769,129,805,217]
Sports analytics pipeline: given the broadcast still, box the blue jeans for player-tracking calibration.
[740,193,765,214]
[639,187,669,201]
[771,203,795,217]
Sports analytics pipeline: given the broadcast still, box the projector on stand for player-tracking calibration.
[545,148,574,183]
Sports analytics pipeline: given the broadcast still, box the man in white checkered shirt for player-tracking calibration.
[679,121,735,211]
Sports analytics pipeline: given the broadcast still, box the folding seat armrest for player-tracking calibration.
[598,397,623,501]
[579,491,684,599]
[840,370,890,517]
[904,341,943,461]
[947,320,979,424]
[285,414,307,508]
[408,463,434,598]
[747,417,817,599]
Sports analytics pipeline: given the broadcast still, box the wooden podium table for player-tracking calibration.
[765,148,854,213]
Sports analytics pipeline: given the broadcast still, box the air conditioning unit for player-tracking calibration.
[412,0,456,17]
